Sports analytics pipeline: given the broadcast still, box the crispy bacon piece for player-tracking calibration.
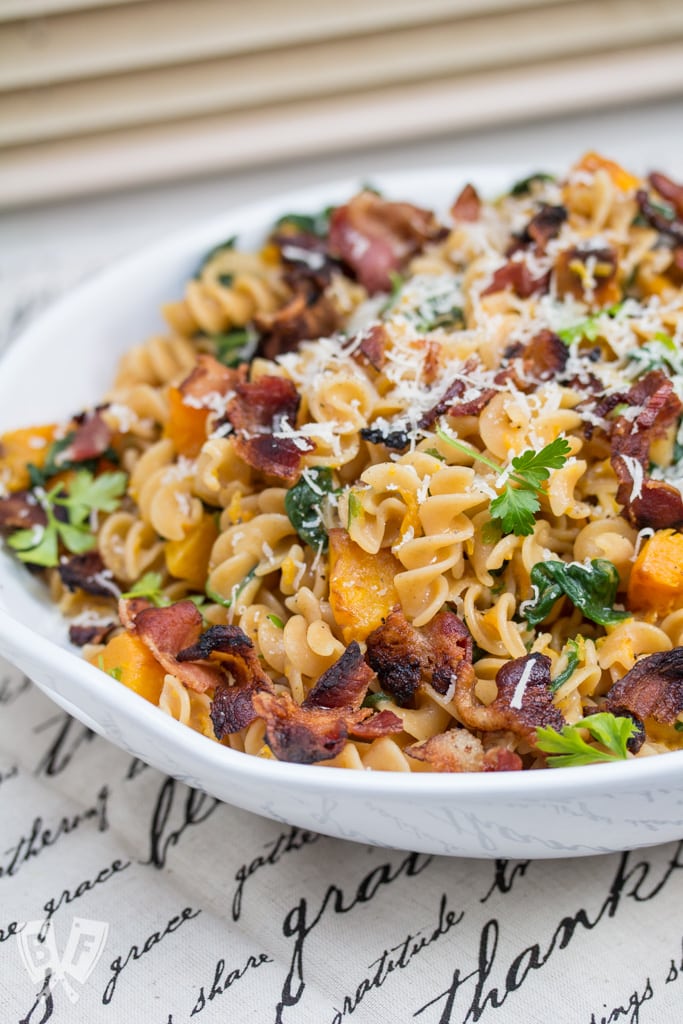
[69,621,115,647]
[451,184,481,222]
[554,245,618,303]
[0,490,46,534]
[481,260,550,299]
[520,329,568,381]
[605,649,683,734]
[61,410,112,464]
[508,204,567,254]
[303,641,374,709]
[349,709,403,739]
[607,371,683,529]
[418,363,496,429]
[649,172,683,219]
[328,191,445,294]
[58,552,119,597]
[176,623,274,738]
[406,728,523,772]
[454,652,564,745]
[122,599,222,694]
[226,376,313,482]
[179,354,243,401]
[636,188,683,244]
[255,286,340,361]
[356,324,391,371]
[273,231,339,284]
[365,609,473,708]
[252,690,373,763]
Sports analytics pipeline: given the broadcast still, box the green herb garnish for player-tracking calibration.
[267,613,284,629]
[97,655,123,681]
[509,172,556,196]
[551,638,581,692]
[361,691,391,708]
[285,467,336,551]
[212,327,255,367]
[437,429,571,537]
[524,558,629,627]
[536,713,637,767]
[196,235,237,276]
[8,470,127,568]
[121,571,171,607]
[273,207,333,237]
[205,568,257,609]
[557,302,623,346]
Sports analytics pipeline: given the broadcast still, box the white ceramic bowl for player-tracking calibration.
[2,168,683,859]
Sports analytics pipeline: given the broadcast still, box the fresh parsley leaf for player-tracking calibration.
[626,334,683,378]
[285,467,336,550]
[524,558,630,627]
[536,713,637,767]
[27,432,119,488]
[347,491,362,528]
[489,487,539,537]
[361,691,391,708]
[551,638,581,692]
[509,172,556,196]
[436,428,571,538]
[266,613,284,629]
[205,568,257,609]
[8,470,126,567]
[121,571,171,607]
[196,235,237,276]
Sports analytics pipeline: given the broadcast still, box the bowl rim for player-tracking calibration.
[1,160,682,803]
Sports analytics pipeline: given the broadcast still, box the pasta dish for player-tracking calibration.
[2,152,683,773]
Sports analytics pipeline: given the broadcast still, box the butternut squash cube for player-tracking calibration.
[163,386,209,458]
[90,631,166,704]
[165,514,218,589]
[0,424,57,492]
[328,528,400,643]
[628,529,683,614]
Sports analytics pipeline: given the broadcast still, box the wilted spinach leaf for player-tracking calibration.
[524,558,629,627]
[285,467,336,550]
[509,172,556,196]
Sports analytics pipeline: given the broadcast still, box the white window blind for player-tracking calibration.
[1,0,682,206]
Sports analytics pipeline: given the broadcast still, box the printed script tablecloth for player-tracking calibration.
[1,220,683,1024]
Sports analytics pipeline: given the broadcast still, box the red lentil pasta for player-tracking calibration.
[3,152,683,772]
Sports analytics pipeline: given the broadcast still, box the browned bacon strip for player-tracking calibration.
[252,690,373,763]
[607,371,683,529]
[649,172,683,218]
[329,191,445,294]
[605,648,683,730]
[255,287,340,362]
[365,609,472,708]
[226,376,313,482]
[69,621,115,647]
[454,652,564,745]
[451,184,481,222]
[406,729,522,772]
[303,641,374,710]
[637,189,683,244]
[520,329,568,381]
[349,709,403,739]
[508,204,567,255]
[122,599,222,694]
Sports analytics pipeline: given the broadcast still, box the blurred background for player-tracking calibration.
[1,0,683,340]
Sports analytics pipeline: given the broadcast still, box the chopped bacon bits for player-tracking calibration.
[509,204,567,254]
[649,172,683,219]
[450,184,481,222]
[636,189,683,244]
[255,287,340,362]
[226,375,313,482]
[123,599,222,694]
[520,329,568,382]
[329,191,445,294]
[608,370,683,529]
[481,260,550,300]
[303,641,374,710]
[179,354,243,401]
[0,490,46,534]
[406,728,522,772]
[365,609,472,708]
[605,648,683,729]
[348,709,403,739]
[252,690,371,764]
[454,652,564,744]
[58,552,119,597]
[211,683,262,739]
[69,621,115,647]
[356,324,391,371]
[62,411,112,464]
